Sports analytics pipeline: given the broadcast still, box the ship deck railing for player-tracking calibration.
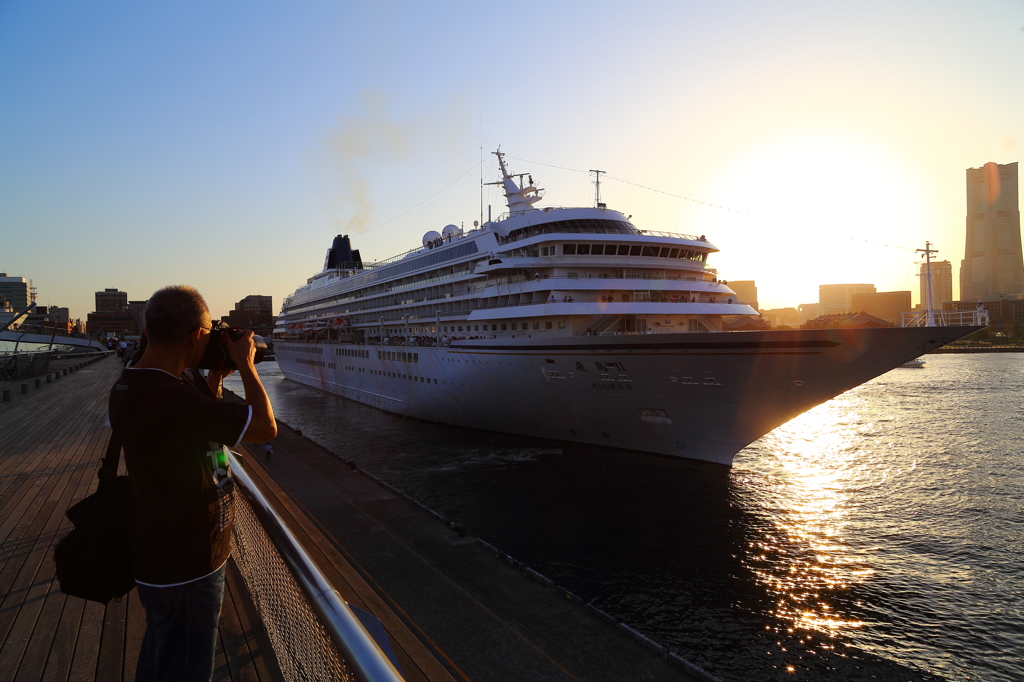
[899,310,990,327]
[495,221,704,245]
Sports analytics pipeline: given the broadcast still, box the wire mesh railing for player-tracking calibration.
[227,450,405,682]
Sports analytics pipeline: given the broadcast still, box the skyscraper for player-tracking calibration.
[960,162,1022,301]
[919,260,953,311]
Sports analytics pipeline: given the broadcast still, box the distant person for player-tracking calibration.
[264,443,273,462]
[109,285,276,682]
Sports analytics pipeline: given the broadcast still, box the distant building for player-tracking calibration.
[960,161,1022,301]
[0,273,30,310]
[222,295,276,332]
[850,290,912,326]
[128,300,148,333]
[798,302,822,325]
[95,288,128,313]
[919,260,953,311]
[761,307,800,328]
[728,280,758,311]
[819,283,876,315]
[23,305,73,333]
[86,311,138,337]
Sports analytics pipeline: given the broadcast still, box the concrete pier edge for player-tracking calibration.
[276,415,724,682]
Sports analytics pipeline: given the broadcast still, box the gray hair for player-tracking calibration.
[145,285,210,344]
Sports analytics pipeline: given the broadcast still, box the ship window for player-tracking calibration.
[474,325,480,331]
[617,245,630,255]
[629,245,642,256]
[591,244,604,255]
[605,244,617,254]
[558,321,566,329]
[577,244,591,255]
[546,321,552,329]
[533,322,540,330]
[511,323,517,330]
[458,326,464,331]
[568,272,578,279]
[642,246,659,257]
[491,324,497,331]
[563,244,577,255]
[414,353,418,362]
[669,248,679,258]
[501,324,507,330]
[659,247,670,257]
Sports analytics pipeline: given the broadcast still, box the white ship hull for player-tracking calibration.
[275,325,976,465]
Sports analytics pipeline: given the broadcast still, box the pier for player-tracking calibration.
[0,353,706,681]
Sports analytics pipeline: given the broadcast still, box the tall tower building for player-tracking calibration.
[960,162,1022,301]
[919,260,953,310]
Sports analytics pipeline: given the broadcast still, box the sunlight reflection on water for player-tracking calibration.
[744,398,874,642]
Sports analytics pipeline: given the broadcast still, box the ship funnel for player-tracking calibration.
[324,234,362,270]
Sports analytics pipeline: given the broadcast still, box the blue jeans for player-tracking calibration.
[135,563,227,682]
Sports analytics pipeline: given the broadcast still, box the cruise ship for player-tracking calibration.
[274,151,982,465]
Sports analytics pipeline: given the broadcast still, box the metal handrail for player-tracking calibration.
[227,450,405,682]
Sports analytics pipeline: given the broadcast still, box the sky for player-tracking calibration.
[2,0,1023,320]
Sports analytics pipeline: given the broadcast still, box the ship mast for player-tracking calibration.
[916,241,939,327]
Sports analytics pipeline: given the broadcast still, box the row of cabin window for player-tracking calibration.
[281,345,323,354]
[444,321,567,333]
[296,358,329,367]
[377,350,419,362]
[372,369,438,384]
[554,244,706,261]
[336,348,370,358]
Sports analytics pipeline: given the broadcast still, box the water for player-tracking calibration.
[226,354,1024,681]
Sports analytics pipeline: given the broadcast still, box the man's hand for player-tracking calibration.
[225,330,256,371]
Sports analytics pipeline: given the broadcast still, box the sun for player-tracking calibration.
[703,131,933,310]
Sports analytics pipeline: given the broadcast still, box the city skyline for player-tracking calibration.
[2,1,1022,319]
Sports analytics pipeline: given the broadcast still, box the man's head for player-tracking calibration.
[144,285,211,346]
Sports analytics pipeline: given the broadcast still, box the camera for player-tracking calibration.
[197,321,268,370]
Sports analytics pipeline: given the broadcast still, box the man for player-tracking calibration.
[109,285,276,682]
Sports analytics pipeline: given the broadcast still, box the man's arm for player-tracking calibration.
[225,332,277,442]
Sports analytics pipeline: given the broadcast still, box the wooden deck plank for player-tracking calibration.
[10,434,105,682]
[67,600,105,682]
[223,561,284,682]
[0,428,106,676]
[38,594,82,682]
[217,568,259,682]
[213,629,231,682]
[0,359,110,459]
[94,596,126,682]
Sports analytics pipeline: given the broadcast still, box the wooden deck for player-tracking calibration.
[0,355,283,682]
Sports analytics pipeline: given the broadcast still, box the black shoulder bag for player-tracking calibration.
[53,425,136,604]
